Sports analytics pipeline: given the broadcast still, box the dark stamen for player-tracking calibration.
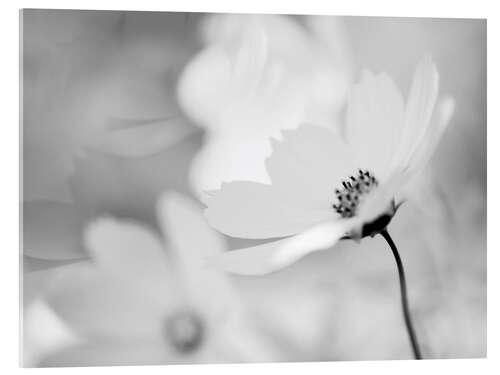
[333,169,379,218]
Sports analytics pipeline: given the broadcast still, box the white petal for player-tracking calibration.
[178,38,306,135]
[23,299,79,367]
[23,200,87,260]
[232,26,269,87]
[266,124,357,208]
[190,135,274,196]
[357,96,452,228]
[357,172,406,224]
[390,56,439,172]
[345,71,405,180]
[158,192,239,315]
[178,14,348,138]
[46,263,171,341]
[98,116,197,157]
[23,267,49,309]
[205,181,338,239]
[209,220,357,275]
[404,97,456,179]
[83,218,175,298]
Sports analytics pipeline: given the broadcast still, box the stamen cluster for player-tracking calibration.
[333,169,378,218]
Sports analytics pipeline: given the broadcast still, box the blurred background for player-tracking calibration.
[22,9,486,366]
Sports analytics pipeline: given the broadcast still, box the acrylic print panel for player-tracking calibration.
[21,9,486,367]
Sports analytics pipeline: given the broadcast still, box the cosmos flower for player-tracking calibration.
[21,130,205,363]
[40,193,276,366]
[22,128,205,365]
[204,57,455,275]
[23,11,199,205]
[177,14,352,192]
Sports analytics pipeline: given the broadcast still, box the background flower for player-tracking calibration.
[37,193,282,366]
[23,10,201,202]
[177,14,352,193]
[22,129,203,301]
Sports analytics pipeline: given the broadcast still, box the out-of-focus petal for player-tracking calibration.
[177,30,305,136]
[23,200,86,260]
[209,220,356,275]
[22,265,55,308]
[23,255,83,273]
[23,256,84,308]
[178,14,351,136]
[84,218,173,293]
[345,71,405,180]
[202,14,308,52]
[69,130,203,229]
[303,16,352,117]
[205,181,338,239]
[82,63,186,149]
[231,26,270,90]
[22,299,79,367]
[266,125,358,207]
[180,15,351,195]
[98,116,197,157]
[158,192,240,316]
[46,262,171,340]
[390,56,439,172]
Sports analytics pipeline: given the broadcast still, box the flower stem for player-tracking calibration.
[380,229,422,360]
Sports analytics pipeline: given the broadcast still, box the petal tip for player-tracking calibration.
[83,217,120,255]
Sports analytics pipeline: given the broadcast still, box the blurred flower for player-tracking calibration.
[23,200,87,262]
[22,299,78,367]
[204,57,455,275]
[23,10,200,201]
[22,200,87,320]
[22,129,204,341]
[40,193,277,366]
[177,14,352,192]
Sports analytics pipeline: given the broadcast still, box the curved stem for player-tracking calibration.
[380,229,422,360]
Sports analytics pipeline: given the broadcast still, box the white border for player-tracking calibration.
[7,0,493,18]
[2,0,496,374]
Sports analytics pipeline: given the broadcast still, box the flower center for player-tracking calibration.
[332,169,378,218]
[164,311,204,354]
